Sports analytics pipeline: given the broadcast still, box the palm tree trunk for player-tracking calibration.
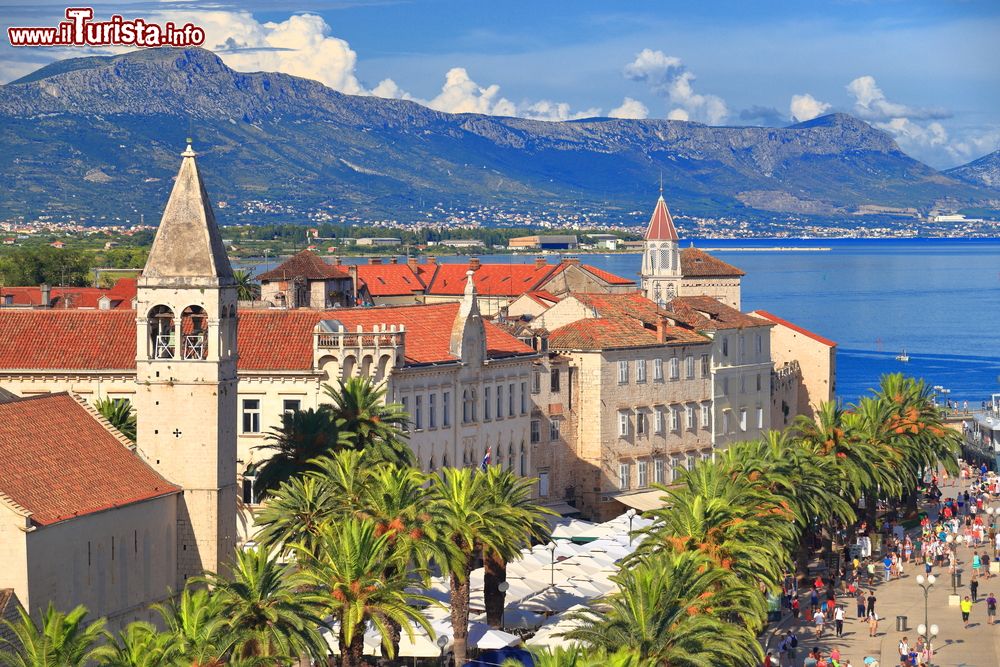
[483,549,507,628]
[450,567,472,666]
[339,622,366,667]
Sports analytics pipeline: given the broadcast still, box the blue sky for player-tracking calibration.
[1,0,998,167]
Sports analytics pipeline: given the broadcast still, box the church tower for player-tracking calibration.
[639,189,682,307]
[135,142,238,585]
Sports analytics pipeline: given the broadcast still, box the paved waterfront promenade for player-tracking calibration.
[766,477,1000,667]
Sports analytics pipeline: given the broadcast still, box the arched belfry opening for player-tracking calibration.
[148,305,176,359]
[181,305,209,360]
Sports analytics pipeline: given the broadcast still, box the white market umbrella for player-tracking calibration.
[521,585,591,614]
[471,626,521,650]
[552,519,597,539]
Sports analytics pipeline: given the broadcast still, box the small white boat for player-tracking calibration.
[895,350,910,363]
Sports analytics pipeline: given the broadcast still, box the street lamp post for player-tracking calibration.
[626,508,637,546]
[497,581,510,629]
[946,534,964,594]
[437,634,449,667]
[548,542,557,587]
[916,573,938,666]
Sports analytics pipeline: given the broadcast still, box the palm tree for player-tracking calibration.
[632,462,796,590]
[94,397,137,441]
[479,465,554,628]
[154,588,233,667]
[253,408,351,497]
[563,551,764,667]
[0,604,108,667]
[95,622,170,667]
[429,467,524,665]
[323,378,412,466]
[293,518,434,667]
[198,546,328,663]
[516,647,652,667]
[253,474,341,558]
[233,269,260,302]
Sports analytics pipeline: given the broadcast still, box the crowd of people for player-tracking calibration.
[765,462,1000,667]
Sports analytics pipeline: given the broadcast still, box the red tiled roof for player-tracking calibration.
[426,263,557,296]
[751,310,837,347]
[644,196,679,241]
[0,304,533,372]
[666,296,770,331]
[547,292,708,350]
[0,277,136,310]
[257,249,349,281]
[580,264,635,285]
[0,393,179,526]
[680,247,745,277]
[355,264,425,296]
[0,310,135,369]
[524,290,561,307]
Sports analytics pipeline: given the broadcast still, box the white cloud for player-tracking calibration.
[152,11,367,94]
[846,75,949,122]
[622,49,727,124]
[609,97,649,120]
[946,129,1000,163]
[789,93,831,122]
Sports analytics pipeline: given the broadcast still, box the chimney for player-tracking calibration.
[427,255,437,265]
[534,257,548,269]
[407,256,419,271]
[369,257,382,265]
[348,265,359,300]
[334,256,343,266]
[40,283,51,308]
[469,257,481,270]
[656,315,668,343]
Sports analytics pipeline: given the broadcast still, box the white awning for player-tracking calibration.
[612,489,669,512]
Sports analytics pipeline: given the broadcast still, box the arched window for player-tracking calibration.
[463,389,472,423]
[519,442,527,476]
[148,305,175,359]
[442,453,449,469]
[660,246,670,271]
[181,305,208,360]
[508,443,514,471]
[649,247,657,271]
[429,455,436,472]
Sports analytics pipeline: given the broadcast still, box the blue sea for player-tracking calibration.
[424,239,1000,406]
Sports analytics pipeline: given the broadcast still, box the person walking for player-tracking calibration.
[866,590,877,617]
[883,553,893,582]
[973,550,982,578]
[814,607,826,638]
[834,604,845,637]
[987,592,997,626]
[897,636,909,662]
[971,576,979,602]
[961,595,973,628]
[855,589,866,618]
[868,609,879,637]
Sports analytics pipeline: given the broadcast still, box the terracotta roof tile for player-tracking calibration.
[751,309,836,347]
[257,249,349,281]
[0,277,136,310]
[0,304,533,372]
[0,393,179,526]
[680,247,745,277]
[426,263,557,296]
[580,264,636,285]
[355,264,425,296]
[666,296,770,331]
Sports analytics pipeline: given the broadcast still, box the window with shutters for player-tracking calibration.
[654,358,664,381]
[636,359,646,383]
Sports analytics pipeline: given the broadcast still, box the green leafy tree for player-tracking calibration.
[564,551,765,667]
[94,397,137,441]
[479,465,553,628]
[197,547,327,662]
[253,408,351,497]
[0,246,93,287]
[293,518,433,667]
[253,474,341,558]
[232,269,260,302]
[95,622,170,667]
[323,378,412,466]
[0,603,108,667]
[154,588,232,667]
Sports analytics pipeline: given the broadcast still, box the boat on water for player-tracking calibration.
[896,350,910,362]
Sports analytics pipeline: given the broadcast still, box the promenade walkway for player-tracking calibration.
[765,477,1000,667]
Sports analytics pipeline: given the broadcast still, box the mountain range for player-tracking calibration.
[0,47,997,227]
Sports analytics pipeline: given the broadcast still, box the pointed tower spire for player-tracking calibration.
[644,191,679,242]
[141,142,234,285]
[450,270,486,364]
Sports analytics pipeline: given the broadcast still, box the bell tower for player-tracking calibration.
[639,188,682,307]
[134,142,238,585]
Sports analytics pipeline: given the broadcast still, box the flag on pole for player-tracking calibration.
[480,445,492,471]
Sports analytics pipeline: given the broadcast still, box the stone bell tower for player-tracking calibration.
[639,188,682,307]
[134,142,238,584]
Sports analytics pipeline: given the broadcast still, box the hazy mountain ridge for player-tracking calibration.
[0,47,996,226]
